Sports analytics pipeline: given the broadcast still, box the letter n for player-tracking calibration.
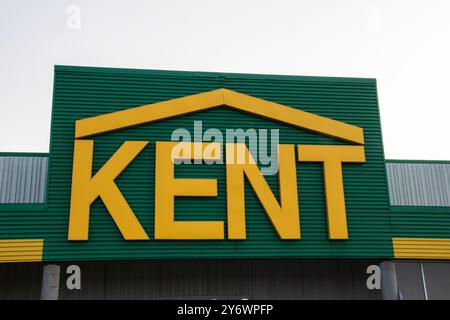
[226,143,300,239]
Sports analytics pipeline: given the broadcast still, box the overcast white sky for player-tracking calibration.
[0,0,449,160]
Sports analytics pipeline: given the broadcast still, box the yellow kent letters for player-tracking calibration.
[68,140,150,240]
[69,141,365,241]
[68,89,366,242]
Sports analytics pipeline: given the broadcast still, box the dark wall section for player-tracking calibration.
[15,259,450,300]
[0,262,42,299]
[5,259,450,300]
[0,259,384,299]
[57,259,381,300]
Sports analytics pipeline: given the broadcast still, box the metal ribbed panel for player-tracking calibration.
[0,156,48,204]
[42,65,391,261]
[386,162,450,206]
[0,239,43,263]
[56,259,381,300]
[0,262,43,299]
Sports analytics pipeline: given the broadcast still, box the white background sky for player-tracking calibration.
[0,0,449,160]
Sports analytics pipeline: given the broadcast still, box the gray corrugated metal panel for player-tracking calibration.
[0,156,48,203]
[386,162,450,206]
[394,262,426,300]
[422,262,450,300]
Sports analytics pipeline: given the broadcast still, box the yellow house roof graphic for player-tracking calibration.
[75,88,364,145]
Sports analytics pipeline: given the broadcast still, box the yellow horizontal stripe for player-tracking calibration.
[393,238,450,259]
[0,239,43,263]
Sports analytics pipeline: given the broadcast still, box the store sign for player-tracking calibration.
[68,89,365,241]
[1,67,447,263]
[36,66,393,261]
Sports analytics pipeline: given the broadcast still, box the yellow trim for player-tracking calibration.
[0,239,43,263]
[393,238,450,259]
[75,89,364,145]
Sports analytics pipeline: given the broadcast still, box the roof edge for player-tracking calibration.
[54,65,376,84]
[386,159,450,164]
[0,152,49,157]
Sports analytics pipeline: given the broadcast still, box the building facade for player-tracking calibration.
[0,66,449,299]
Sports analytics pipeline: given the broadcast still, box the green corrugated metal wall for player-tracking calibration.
[42,65,392,261]
[390,206,450,238]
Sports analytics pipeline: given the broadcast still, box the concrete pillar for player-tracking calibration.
[380,261,399,300]
[41,264,61,300]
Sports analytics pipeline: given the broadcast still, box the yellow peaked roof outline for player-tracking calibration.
[75,88,364,145]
